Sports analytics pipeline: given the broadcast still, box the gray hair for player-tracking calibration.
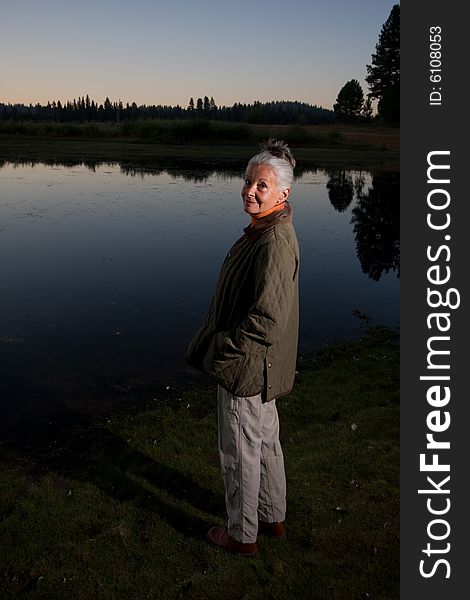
[246,139,296,191]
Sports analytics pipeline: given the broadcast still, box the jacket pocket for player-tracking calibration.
[209,352,245,392]
[231,349,265,398]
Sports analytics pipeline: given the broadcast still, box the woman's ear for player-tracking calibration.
[278,188,290,202]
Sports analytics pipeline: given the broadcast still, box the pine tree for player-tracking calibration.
[333,79,364,122]
[361,98,373,122]
[103,96,113,121]
[365,4,400,122]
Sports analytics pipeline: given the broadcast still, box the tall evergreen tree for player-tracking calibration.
[361,98,373,122]
[103,96,113,121]
[333,79,364,122]
[365,4,400,122]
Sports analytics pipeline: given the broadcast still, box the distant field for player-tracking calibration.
[308,123,399,152]
[0,120,399,150]
[0,121,399,170]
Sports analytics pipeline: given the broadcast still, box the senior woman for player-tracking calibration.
[186,139,299,557]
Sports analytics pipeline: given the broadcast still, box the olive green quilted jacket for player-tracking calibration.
[185,202,299,402]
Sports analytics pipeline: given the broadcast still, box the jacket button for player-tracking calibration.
[268,384,272,389]
[268,363,272,368]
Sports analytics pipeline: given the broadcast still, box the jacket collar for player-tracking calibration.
[243,201,292,241]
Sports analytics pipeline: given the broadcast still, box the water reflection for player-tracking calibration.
[326,170,363,212]
[351,171,400,281]
[0,160,399,436]
[0,158,325,184]
[325,169,400,281]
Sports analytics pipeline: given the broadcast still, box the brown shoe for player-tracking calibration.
[206,526,258,557]
[258,520,287,539]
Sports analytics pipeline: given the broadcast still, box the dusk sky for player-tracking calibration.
[1,0,397,110]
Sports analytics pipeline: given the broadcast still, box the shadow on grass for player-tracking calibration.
[1,327,400,599]
[4,410,225,541]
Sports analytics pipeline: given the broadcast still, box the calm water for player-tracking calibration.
[0,161,399,436]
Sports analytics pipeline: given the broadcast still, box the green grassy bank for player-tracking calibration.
[0,120,399,170]
[0,327,399,600]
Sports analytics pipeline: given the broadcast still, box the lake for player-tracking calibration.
[0,160,399,438]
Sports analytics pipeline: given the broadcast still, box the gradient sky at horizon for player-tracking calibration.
[1,0,397,110]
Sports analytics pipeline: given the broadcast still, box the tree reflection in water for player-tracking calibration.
[326,169,400,281]
[326,169,362,212]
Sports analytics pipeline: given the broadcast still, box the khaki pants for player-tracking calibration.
[217,385,286,543]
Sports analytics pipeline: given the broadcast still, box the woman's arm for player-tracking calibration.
[215,233,298,357]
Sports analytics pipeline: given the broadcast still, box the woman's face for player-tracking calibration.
[241,164,290,215]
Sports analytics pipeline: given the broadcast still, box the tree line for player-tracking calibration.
[0,97,335,126]
[1,5,399,128]
[334,4,400,123]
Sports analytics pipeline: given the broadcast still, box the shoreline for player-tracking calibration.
[1,326,399,451]
[0,326,399,598]
[0,122,399,170]
[1,325,400,450]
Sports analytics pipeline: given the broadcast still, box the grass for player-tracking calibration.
[0,120,399,170]
[0,326,399,599]
[0,119,398,149]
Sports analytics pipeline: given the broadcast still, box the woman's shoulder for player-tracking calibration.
[257,222,299,261]
[263,220,298,245]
